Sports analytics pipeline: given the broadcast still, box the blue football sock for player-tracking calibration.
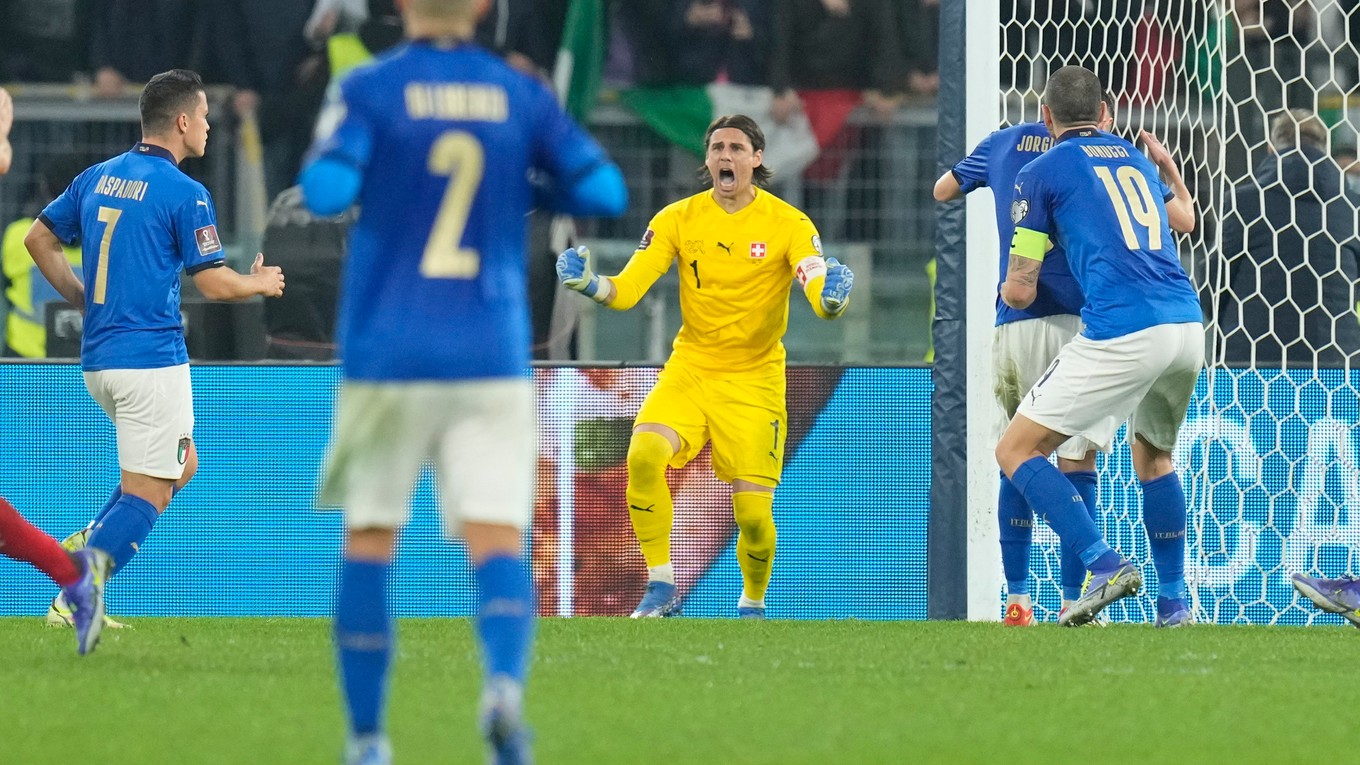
[997,473,1032,596]
[86,494,158,575]
[91,487,123,528]
[1062,471,1099,600]
[1142,472,1188,600]
[475,554,535,682]
[1012,457,1117,571]
[335,559,392,737]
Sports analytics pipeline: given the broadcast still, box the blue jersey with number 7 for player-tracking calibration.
[40,142,225,371]
[306,40,613,381]
[1011,129,1201,341]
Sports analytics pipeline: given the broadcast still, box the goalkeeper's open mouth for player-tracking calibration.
[717,167,737,192]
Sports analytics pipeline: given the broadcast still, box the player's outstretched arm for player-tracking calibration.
[0,87,13,176]
[298,157,362,218]
[1139,130,1196,235]
[23,220,84,307]
[543,163,628,218]
[933,169,963,202]
[192,253,285,301]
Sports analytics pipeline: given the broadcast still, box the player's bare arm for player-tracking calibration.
[1004,216,1049,310]
[0,87,12,175]
[933,169,963,202]
[192,253,285,300]
[22,219,85,307]
[1139,130,1196,234]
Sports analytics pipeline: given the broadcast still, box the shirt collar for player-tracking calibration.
[131,142,178,163]
[1056,127,1101,143]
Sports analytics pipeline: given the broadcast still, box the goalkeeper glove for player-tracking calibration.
[556,245,610,303]
[820,256,854,315]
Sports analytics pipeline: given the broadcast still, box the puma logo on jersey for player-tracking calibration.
[716,242,733,255]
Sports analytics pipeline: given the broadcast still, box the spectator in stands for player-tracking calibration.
[89,1,200,97]
[0,0,89,83]
[660,0,770,86]
[1,154,87,357]
[1217,109,1360,367]
[896,0,939,96]
[207,0,320,201]
[769,0,906,135]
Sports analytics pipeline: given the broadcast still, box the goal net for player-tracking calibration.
[994,1,1360,625]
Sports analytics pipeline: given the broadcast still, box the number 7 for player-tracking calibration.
[94,206,122,304]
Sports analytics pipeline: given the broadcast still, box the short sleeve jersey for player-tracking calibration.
[40,143,224,370]
[1011,128,1202,340]
[627,188,821,378]
[306,40,612,381]
[951,122,1084,326]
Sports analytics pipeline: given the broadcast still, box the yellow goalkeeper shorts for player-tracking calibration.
[633,364,786,486]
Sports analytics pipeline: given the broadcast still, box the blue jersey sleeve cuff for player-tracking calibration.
[35,213,73,245]
[952,169,982,194]
[186,259,227,275]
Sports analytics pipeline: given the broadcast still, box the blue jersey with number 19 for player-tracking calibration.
[39,143,225,371]
[1011,129,1201,341]
[307,40,613,381]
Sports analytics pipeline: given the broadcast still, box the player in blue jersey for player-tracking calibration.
[25,69,286,630]
[993,65,1202,628]
[296,0,626,762]
[935,94,1194,626]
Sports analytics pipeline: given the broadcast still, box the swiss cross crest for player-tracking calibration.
[749,241,767,259]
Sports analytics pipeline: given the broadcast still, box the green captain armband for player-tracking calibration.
[1010,227,1049,262]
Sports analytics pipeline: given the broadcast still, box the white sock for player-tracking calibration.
[738,594,765,610]
[648,564,675,585]
[1006,593,1032,608]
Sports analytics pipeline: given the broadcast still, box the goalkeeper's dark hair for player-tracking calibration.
[140,69,206,136]
[1270,108,1328,152]
[697,114,773,188]
[1043,66,1103,126]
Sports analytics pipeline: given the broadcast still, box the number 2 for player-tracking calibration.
[93,206,121,304]
[421,131,484,279]
[1094,166,1161,251]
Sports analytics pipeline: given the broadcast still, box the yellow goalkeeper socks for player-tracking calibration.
[625,431,675,569]
[733,490,776,602]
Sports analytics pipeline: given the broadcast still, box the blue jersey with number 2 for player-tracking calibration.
[307,40,613,381]
[40,143,225,371]
[1011,129,1201,340]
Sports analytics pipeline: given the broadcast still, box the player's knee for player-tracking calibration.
[732,490,775,539]
[627,430,673,484]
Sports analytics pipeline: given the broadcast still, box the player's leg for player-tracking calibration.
[1001,335,1149,625]
[628,366,708,617]
[82,366,193,578]
[1056,448,1098,615]
[434,379,535,764]
[709,373,785,619]
[1129,322,1203,628]
[322,382,423,765]
[994,315,1082,623]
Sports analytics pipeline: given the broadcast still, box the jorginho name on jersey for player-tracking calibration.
[307,40,613,382]
[39,142,225,371]
[950,122,1084,326]
[1010,128,1202,341]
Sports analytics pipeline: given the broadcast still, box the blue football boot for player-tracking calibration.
[1154,597,1193,628]
[630,581,682,618]
[343,734,391,765]
[480,674,533,765]
[1291,573,1360,627]
[1059,560,1142,627]
[63,548,111,655]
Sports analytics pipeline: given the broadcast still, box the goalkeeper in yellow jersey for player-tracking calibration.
[556,114,854,618]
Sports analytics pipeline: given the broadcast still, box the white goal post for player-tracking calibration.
[944,0,1360,625]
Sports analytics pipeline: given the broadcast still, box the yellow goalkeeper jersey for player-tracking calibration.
[608,188,829,378]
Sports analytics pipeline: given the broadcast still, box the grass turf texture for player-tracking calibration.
[0,617,1355,764]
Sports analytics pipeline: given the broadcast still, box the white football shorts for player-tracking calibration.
[992,315,1097,459]
[321,378,534,535]
[83,364,194,480]
[1017,322,1204,453]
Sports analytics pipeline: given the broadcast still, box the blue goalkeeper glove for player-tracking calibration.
[556,245,610,303]
[820,257,854,315]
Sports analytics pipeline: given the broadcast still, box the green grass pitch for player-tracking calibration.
[0,617,1355,764]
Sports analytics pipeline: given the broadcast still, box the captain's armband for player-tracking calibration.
[1010,227,1050,262]
[794,255,827,287]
